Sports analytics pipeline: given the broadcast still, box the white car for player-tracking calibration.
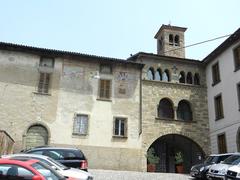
[2,153,93,180]
[207,153,240,180]
[225,164,240,179]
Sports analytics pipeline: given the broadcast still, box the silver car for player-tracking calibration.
[207,153,240,180]
[2,153,93,180]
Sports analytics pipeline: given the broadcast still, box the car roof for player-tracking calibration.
[2,153,49,160]
[27,147,79,151]
[0,158,39,166]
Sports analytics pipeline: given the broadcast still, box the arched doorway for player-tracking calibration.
[147,134,205,173]
[25,125,48,150]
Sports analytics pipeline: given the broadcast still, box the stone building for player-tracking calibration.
[0,24,211,173]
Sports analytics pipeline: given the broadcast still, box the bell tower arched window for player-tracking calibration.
[186,72,193,84]
[179,71,185,83]
[174,35,180,46]
[169,34,174,46]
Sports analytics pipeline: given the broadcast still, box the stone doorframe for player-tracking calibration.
[22,122,51,150]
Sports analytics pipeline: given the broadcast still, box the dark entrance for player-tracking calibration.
[147,134,205,173]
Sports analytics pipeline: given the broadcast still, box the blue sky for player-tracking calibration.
[0,0,239,60]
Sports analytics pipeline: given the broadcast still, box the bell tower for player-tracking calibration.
[155,24,187,58]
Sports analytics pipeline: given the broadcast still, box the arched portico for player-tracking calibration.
[146,134,205,173]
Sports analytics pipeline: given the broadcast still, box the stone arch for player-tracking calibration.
[22,122,50,150]
[155,68,162,81]
[169,34,174,45]
[147,67,155,80]
[179,71,185,83]
[158,98,174,119]
[186,72,193,84]
[162,69,171,82]
[194,73,200,85]
[146,133,205,173]
[177,100,193,121]
[174,35,180,46]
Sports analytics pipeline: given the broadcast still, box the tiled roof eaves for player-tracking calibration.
[127,52,202,65]
[0,42,144,68]
[203,28,240,64]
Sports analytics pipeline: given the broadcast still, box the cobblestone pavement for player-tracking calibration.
[89,169,194,180]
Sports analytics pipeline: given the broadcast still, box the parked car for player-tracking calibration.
[25,147,88,171]
[207,153,240,180]
[225,164,240,180]
[2,153,93,180]
[0,158,69,180]
[190,153,234,179]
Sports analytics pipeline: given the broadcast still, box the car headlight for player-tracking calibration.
[200,167,204,172]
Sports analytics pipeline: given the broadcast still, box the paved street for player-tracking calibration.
[89,169,194,180]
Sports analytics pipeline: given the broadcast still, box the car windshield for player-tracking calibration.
[31,161,66,180]
[204,156,219,164]
[223,155,240,165]
[47,157,69,170]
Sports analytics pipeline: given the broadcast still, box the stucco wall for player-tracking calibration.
[206,41,240,153]
[0,50,61,151]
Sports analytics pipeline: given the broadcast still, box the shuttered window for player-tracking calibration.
[99,79,111,99]
[38,73,50,94]
[218,134,227,153]
[212,62,221,85]
[73,114,88,135]
[214,94,224,120]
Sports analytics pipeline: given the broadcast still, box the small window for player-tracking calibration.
[99,79,111,99]
[113,117,127,137]
[40,57,54,68]
[100,64,112,74]
[234,45,240,71]
[212,62,221,85]
[214,94,224,120]
[73,114,88,135]
[174,35,180,46]
[38,73,50,94]
[218,133,227,153]
[169,34,173,45]
[147,67,155,80]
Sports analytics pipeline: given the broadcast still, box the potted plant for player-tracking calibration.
[175,151,184,173]
[146,147,160,172]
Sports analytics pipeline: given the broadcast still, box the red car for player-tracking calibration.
[0,158,71,180]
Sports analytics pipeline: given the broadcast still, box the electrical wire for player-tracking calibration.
[163,34,232,54]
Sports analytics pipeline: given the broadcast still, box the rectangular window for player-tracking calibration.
[99,79,111,99]
[73,114,88,135]
[212,62,221,85]
[38,73,50,94]
[234,46,240,71]
[113,117,127,137]
[100,64,112,74]
[217,133,227,153]
[237,83,240,110]
[214,94,224,120]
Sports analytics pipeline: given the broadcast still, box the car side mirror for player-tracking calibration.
[32,175,42,180]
